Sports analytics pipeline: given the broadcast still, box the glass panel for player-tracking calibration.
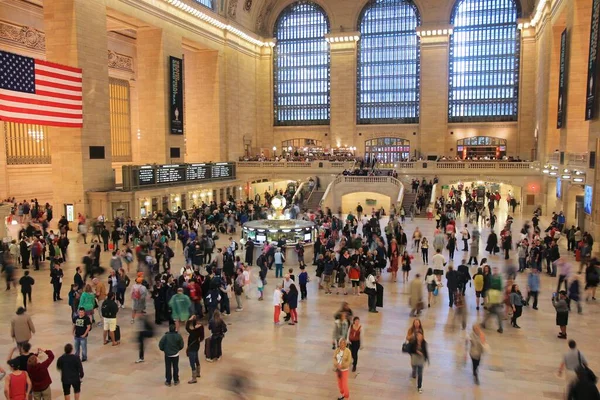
[273,1,330,126]
[109,78,132,162]
[192,0,213,10]
[448,0,520,122]
[364,137,411,162]
[357,0,420,124]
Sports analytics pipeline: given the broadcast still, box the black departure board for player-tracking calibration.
[124,162,236,190]
[138,167,156,185]
[186,164,211,181]
[211,163,234,179]
[156,165,186,184]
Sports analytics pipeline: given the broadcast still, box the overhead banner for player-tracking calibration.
[557,29,567,129]
[586,0,600,120]
[169,56,184,135]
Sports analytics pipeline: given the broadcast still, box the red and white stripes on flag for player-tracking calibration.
[0,50,83,128]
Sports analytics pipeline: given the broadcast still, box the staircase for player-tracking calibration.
[401,191,417,212]
[305,190,325,211]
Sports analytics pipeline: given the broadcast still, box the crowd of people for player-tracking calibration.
[1,176,599,400]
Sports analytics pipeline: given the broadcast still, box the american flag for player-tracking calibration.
[0,50,83,128]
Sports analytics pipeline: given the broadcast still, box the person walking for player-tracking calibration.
[408,332,429,394]
[169,288,192,332]
[130,277,147,324]
[50,262,64,302]
[365,268,379,313]
[526,268,540,310]
[424,268,437,308]
[287,281,299,325]
[274,248,285,279]
[72,308,91,362]
[185,315,204,384]
[158,324,185,386]
[465,324,488,385]
[332,312,350,350]
[468,235,480,266]
[273,285,283,325]
[332,338,352,400]
[135,316,154,364]
[557,340,592,395]
[56,343,84,400]
[553,290,570,339]
[567,367,600,399]
[11,307,35,349]
[101,292,119,345]
[409,274,423,317]
[509,284,524,328]
[421,237,429,265]
[27,347,54,400]
[473,267,484,310]
[445,265,458,308]
[4,359,31,400]
[347,316,363,372]
[18,271,34,310]
[207,311,228,362]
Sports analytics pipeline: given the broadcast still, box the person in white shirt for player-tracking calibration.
[365,269,379,313]
[461,224,470,252]
[273,285,283,325]
[431,249,446,270]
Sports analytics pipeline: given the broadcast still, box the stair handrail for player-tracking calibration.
[302,179,318,207]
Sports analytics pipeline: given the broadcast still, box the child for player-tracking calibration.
[257,278,264,301]
[299,265,309,301]
[243,265,251,299]
[288,268,295,282]
[273,285,283,324]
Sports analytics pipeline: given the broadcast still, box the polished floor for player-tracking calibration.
[0,204,598,399]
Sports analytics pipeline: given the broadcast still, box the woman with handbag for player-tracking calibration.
[424,268,436,307]
[185,315,204,383]
[408,332,429,393]
[401,251,413,283]
[332,338,352,400]
[347,317,363,372]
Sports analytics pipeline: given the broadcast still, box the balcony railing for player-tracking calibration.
[238,160,535,171]
[566,153,588,170]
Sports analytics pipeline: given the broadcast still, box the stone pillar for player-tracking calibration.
[136,28,183,164]
[518,27,537,160]
[327,34,358,149]
[184,49,225,162]
[43,0,114,217]
[0,203,12,240]
[419,32,450,157]
[562,0,592,153]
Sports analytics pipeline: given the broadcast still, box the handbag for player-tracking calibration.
[579,351,598,383]
[401,341,411,353]
[433,287,439,296]
[283,303,290,314]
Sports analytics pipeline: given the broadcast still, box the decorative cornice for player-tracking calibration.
[0,21,45,52]
[107,50,134,73]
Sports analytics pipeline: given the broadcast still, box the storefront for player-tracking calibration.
[364,137,411,163]
[456,137,507,159]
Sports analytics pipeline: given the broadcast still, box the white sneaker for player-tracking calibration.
[418,388,423,394]
[135,359,144,363]
[235,308,243,312]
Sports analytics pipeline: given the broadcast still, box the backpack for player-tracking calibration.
[234,241,239,251]
[131,285,141,300]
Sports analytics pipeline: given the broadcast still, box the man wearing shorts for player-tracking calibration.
[101,292,119,345]
[57,343,84,400]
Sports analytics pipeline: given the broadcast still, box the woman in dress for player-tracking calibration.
[401,251,412,283]
[389,238,399,283]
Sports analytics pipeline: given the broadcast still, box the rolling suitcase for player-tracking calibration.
[204,337,213,360]
[114,325,121,343]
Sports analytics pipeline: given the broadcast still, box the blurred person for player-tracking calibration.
[56,343,84,400]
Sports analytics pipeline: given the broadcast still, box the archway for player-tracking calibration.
[341,192,391,214]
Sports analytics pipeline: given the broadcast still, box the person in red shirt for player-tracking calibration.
[4,358,31,400]
[26,348,54,399]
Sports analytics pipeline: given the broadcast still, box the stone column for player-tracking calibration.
[184,49,225,162]
[0,203,12,240]
[518,26,537,160]
[136,28,183,164]
[419,31,450,157]
[327,34,359,149]
[43,0,114,218]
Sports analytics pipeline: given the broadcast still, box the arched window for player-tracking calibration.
[193,0,213,10]
[357,0,420,124]
[448,0,521,122]
[273,1,330,126]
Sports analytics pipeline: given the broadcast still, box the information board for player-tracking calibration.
[123,162,236,190]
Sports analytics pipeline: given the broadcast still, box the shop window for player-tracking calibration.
[364,137,411,163]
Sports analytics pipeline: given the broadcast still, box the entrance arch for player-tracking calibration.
[364,137,411,163]
[457,137,507,159]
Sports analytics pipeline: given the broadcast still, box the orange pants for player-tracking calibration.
[274,305,281,323]
[337,369,350,398]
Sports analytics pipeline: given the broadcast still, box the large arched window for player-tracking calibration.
[193,0,213,10]
[357,0,420,124]
[273,1,330,126]
[448,0,521,122]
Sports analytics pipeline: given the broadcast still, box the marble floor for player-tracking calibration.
[0,202,598,400]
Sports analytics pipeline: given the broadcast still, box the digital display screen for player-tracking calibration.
[585,185,593,215]
[156,165,186,184]
[556,178,562,199]
[304,233,311,241]
[186,164,211,181]
[138,167,156,185]
[256,234,266,242]
[129,162,235,190]
[212,163,233,179]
